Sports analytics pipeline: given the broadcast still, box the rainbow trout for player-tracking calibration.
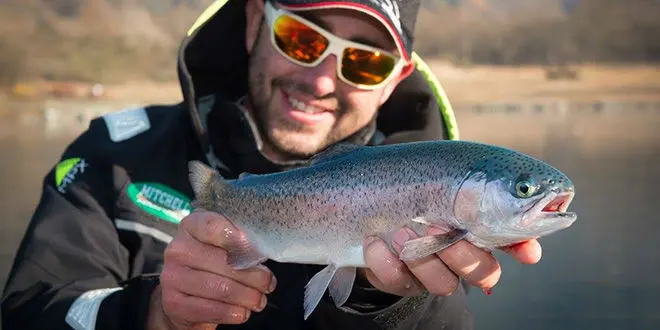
[188,140,577,319]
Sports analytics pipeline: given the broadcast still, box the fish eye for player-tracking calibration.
[515,179,537,198]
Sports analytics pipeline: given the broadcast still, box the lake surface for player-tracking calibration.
[1,100,659,329]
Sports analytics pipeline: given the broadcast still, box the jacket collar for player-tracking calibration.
[203,96,378,177]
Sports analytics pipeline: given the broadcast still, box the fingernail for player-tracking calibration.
[259,295,267,311]
[268,274,277,293]
[392,228,410,247]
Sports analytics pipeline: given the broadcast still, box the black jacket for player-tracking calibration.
[1,1,470,329]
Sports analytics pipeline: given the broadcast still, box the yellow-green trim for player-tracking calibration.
[411,52,460,141]
[187,0,230,37]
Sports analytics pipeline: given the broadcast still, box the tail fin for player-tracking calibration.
[188,160,225,209]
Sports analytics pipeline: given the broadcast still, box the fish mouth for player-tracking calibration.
[541,190,574,214]
[522,189,577,230]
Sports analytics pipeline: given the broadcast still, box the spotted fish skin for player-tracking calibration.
[188,140,577,319]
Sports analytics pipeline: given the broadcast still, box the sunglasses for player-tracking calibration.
[263,1,405,90]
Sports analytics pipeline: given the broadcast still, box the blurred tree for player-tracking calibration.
[0,38,27,86]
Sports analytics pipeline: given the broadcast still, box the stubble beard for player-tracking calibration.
[247,27,345,159]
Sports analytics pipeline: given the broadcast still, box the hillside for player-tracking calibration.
[0,0,212,84]
[0,0,658,87]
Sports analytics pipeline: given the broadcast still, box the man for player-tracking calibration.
[2,0,542,329]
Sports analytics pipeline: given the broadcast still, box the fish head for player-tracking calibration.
[454,147,577,248]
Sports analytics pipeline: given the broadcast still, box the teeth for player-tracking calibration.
[288,96,323,114]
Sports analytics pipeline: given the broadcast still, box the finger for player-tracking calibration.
[180,211,243,249]
[363,236,424,296]
[162,290,251,325]
[164,229,275,294]
[160,264,267,312]
[500,239,542,264]
[391,228,459,296]
[429,227,502,290]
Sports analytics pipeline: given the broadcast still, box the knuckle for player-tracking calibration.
[218,307,250,325]
[201,213,232,244]
[178,213,197,231]
[255,269,274,291]
[429,276,459,297]
[212,278,234,298]
[379,264,410,288]
[161,290,183,313]
[163,239,189,264]
[159,267,178,288]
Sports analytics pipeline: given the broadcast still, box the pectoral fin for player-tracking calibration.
[399,229,468,261]
[225,235,268,270]
[304,264,337,320]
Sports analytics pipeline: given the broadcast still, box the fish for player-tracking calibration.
[188,140,577,320]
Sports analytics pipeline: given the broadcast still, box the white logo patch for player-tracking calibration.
[103,107,151,142]
[370,0,402,33]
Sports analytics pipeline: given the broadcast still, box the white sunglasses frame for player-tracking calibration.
[263,0,406,90]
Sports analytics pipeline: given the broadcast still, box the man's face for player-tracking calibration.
[244,0,412,161]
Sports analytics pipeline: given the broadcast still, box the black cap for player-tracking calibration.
[273,0,420,61]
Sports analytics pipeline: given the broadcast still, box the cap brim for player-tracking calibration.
[275,1,410,62]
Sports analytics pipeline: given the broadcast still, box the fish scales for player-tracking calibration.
[217,143,471,264]
[188,140,577,320]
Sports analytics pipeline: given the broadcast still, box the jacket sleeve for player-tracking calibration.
[1,121,158,330]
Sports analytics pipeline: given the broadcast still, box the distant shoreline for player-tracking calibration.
[1,62,659,116]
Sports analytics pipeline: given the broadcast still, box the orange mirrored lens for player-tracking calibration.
[341,48,396,86]
[274,15,328,64]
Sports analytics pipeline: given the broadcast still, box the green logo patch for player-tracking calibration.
[55,158,88,193]
[127,183,192,224]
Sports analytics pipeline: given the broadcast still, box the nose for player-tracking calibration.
[301,54,338,97]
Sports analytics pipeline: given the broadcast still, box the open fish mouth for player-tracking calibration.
[541,191,575,214]
[522,189,577,229]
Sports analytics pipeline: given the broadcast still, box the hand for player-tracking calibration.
[148,211,277,329]
[361,226,542,297]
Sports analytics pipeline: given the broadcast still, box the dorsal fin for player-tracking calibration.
[310,143,360,165]
[188,160,218,197]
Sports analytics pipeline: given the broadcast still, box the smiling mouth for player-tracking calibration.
[284,92,334,115]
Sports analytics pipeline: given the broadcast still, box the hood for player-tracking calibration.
[176,0,460,156]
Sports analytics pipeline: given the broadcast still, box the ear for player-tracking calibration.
[245,0,266,54]
[378,61,415,106]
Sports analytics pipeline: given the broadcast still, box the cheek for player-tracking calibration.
[340,89,382,121]
[251,35,300,87]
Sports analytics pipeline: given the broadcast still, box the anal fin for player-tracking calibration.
[399,229,468,261]
[303,265,358,319]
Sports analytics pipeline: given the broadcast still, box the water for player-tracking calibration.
[457,106,660,330]
[1,101,659,329]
